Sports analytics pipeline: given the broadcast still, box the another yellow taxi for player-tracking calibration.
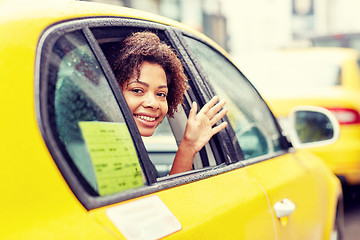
[1,0,344,239]
[239,47,360,186]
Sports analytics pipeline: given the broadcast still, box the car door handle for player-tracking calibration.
[274,199,296,218]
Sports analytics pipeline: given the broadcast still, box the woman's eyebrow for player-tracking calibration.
[127,80,149,87]
[158,85,168,89]
[127,80,168,89]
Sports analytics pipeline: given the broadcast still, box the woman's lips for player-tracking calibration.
[134,114,156,122]
[134,114,158,127]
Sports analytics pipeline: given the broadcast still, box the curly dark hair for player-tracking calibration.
[111,31,188,118]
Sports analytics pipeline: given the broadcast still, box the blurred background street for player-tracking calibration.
[83,0,360,57]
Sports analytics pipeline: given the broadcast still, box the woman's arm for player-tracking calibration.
[169,96,228,175]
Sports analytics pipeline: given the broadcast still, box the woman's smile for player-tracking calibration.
[134,114,157,122]
[133,113,159,128]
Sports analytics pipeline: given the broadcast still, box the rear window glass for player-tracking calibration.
[48,30,145,196]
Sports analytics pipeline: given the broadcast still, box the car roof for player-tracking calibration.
[1,0,179,27]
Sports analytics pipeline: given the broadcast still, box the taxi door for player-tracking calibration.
[246,150,340,240]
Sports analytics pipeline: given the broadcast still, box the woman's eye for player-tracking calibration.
[157,92,167,98]
[131,88,143,94]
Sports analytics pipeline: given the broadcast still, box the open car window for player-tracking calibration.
[96,27,222,176]
[142,117,177,177]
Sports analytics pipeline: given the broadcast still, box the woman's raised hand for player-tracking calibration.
[170,96,227,175]
[183,95,228,154]
[170,96,227,174]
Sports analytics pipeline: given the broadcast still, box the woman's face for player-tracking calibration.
[122,61,169,137]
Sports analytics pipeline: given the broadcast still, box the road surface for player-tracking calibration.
[343,184,360,240]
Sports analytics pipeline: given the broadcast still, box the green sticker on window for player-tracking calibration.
[79,121,144,196]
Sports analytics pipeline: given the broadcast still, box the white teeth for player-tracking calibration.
[136,115,156,122]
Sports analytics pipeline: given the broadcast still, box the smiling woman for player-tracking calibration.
[111,31,187,118]
[111,31,228,175]
[121,61,169,137]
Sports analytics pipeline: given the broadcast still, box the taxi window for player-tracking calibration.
[48,30,145,196]
[184,36,285,159]
[97,28,223,176]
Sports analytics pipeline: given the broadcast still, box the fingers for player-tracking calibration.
[212,122,228,134]
[207,98,226,119]
[200,96,220,115]
[193,95,228,127]
[210,107,228,126]
[188,101,197,120]
[202,96,227,124]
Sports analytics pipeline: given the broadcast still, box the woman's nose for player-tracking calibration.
[143,94,159,109]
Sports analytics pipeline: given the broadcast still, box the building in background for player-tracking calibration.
[84,0,229,51]
[221,0,360,57]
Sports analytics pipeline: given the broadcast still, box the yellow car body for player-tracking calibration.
[1,0,343,239]
[240,48,360,185]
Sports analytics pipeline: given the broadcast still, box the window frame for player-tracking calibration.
[35,17,243,210]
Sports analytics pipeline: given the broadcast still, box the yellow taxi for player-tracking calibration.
[239,47,360,186]
[1,0,344,239]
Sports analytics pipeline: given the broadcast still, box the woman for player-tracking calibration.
[111,31,228,175]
